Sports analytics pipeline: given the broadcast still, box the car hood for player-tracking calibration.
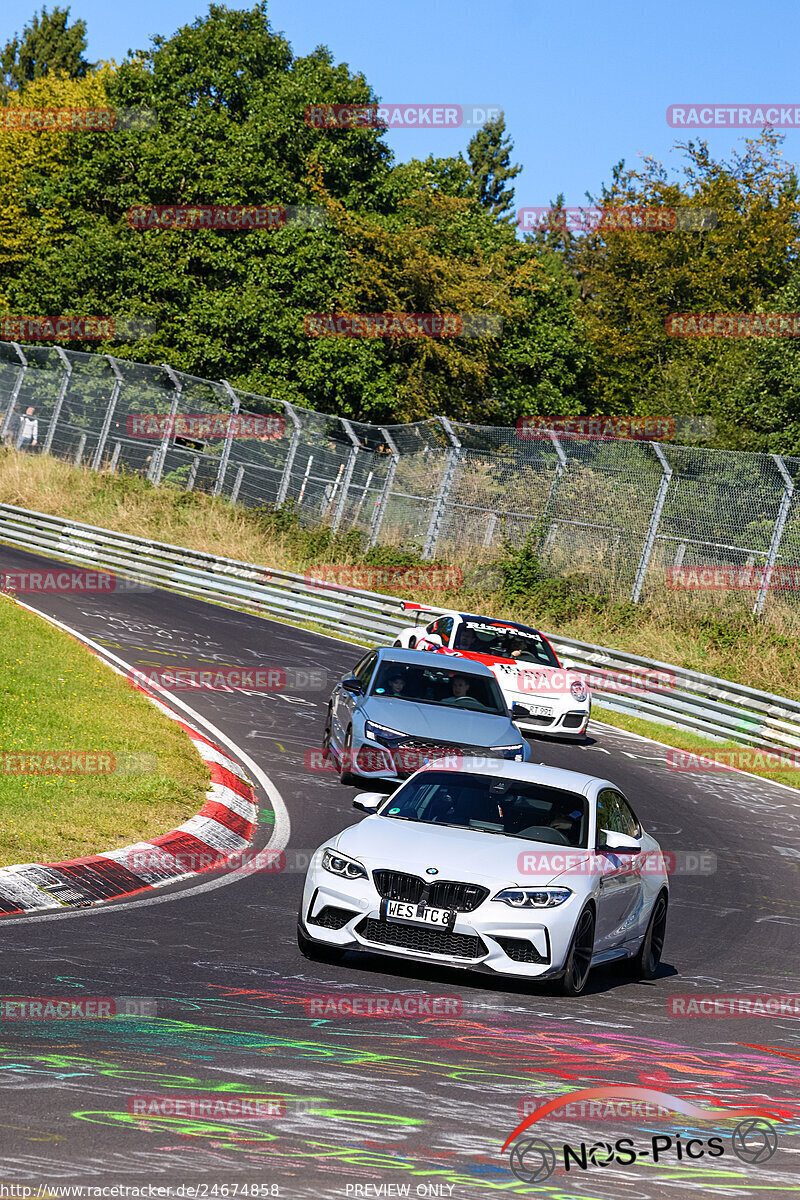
[362,697,520,745]
[332,817,588,887]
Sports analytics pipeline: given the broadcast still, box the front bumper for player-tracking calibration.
[509,693,591,739]
[338,736,529,781]
[301,869,578,979]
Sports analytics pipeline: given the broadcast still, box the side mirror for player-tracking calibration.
[598,829,641,854]
[353,792,385,813]
[342,676,364,695]
[561,657,576,671]
[511,702,530,718]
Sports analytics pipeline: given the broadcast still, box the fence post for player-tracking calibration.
[331,419,360,534]
[109,441,122,473]
[368,428,400,547]
[539,429,567,532]
[186,457,200,491]
[275,401,301,508]
[212,380,241,497]
[43,346,72,454]
[230,465,244,503]
[423,416,461,559]
[1,343,28,442]
[147,365,182,486]
[350,470,374,526]
[74,433,87,467]
[631,442,673,604]
[91,356,123,469]
[754,455,795,617]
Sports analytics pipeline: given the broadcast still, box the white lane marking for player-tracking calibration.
[0,599,290,925]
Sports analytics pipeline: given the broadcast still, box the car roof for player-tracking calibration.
[457,613,546,635]
[421,610,546,636]
[375,646,497,677]
[415,757,609,794]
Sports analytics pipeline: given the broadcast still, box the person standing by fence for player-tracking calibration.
[16,406,38,452]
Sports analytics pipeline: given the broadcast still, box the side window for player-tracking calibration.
[353,651,377,688]
[437,617,454,644]
[617,796,641,837]
[597,789,639,838]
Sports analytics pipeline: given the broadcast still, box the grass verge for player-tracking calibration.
[0,594,209,866]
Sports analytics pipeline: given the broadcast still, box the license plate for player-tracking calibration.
[383,899,455,928]
[525,704,553,717]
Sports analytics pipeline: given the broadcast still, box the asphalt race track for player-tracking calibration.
[1,543,798,1198]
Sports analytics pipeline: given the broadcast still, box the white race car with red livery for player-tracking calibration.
[393,609,591,740]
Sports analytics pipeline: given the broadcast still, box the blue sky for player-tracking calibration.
[3,0,800,211]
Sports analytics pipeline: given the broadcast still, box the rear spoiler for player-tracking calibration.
[401,600,443,628]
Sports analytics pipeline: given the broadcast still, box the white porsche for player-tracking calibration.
[297,760,669,995]
[393,609,591,739]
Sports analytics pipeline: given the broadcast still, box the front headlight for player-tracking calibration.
[322,849,368,880]
[491,743,525,761]
[570,679,588,702]
[364,720,405,743]
[493,887,572,908]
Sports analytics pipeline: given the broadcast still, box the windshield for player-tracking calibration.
[454,620,559,665]
[382,771,589,846]
[370,662,507,715]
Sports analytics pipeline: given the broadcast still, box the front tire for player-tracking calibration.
[558,906,595,996]
[629,891,668,980]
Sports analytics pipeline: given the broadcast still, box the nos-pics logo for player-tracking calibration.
[502,1088,784,1183]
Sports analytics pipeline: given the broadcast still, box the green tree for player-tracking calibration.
[722,264,800,454]
[565,134,800,441]
[1,6,93,93]
[3,4,587,424]
[466,112,521,224]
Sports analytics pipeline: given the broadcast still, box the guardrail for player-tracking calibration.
[1,500,799,757]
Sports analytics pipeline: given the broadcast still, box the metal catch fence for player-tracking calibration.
[2,338,799,616]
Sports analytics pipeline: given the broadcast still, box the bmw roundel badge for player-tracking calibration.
[426,867,439,876]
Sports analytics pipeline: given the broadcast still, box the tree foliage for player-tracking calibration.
[1,6,93,93]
